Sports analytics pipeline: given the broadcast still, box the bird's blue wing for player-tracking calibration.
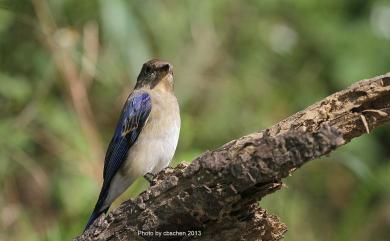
[85,91,151,230]
[103,91,152,182]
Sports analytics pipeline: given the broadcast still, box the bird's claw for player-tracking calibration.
[144,172,156,184]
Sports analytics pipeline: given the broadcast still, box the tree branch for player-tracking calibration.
[75,73,390,241]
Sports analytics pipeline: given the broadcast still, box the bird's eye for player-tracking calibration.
[144,66,153,75]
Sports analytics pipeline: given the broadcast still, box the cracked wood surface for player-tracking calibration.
[75,73,390,241]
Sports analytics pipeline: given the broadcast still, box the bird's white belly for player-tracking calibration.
[125,122,180,177]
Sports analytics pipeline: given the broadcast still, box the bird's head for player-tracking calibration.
[135,59,174,92]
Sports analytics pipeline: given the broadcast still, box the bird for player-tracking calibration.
[84,59,180,230]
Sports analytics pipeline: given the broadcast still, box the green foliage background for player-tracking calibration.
[0,0,389,240]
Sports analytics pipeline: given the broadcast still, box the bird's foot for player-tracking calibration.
[144,172,156,184]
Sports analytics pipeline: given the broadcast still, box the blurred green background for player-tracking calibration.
[0,0,389,240]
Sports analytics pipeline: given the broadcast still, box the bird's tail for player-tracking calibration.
[84,206,109,231]
[84,183,110,231]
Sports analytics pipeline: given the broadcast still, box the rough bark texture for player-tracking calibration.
[75,73,390,241]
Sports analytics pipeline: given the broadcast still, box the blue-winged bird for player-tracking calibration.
[85,59,180,230]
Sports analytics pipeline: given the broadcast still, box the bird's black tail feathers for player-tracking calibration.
[84,183,110,231]
[84,206,109,231]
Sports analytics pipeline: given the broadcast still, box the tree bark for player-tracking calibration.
[74,73,390,241]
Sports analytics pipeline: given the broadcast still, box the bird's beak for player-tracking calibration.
[161,63,173,76]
